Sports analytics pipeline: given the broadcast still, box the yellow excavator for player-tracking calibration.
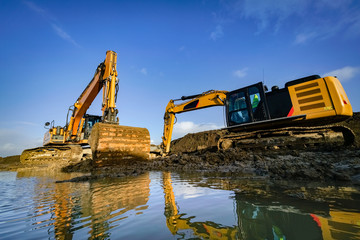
[161,75,354,153]
[21,51,150,166]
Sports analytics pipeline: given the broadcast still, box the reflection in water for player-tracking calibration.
[162,172,360,240]
[313,209,360,240]
[14,170,150,239]
[82,173,150,239]
[0,170,359,239]
[234,196,360,240]
[234,196,323,239]
[163,172,238,239]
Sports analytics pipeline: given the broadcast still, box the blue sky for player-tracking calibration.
[0,0,359,157]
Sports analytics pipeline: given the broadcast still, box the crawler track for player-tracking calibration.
[218,126,355,151]
[20,145,83,165]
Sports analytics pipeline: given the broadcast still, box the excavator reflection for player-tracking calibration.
[16,170,150,239]
[162,172,360,240]
[163,172,238,239]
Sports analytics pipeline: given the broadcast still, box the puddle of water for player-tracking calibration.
[0,170,359,239]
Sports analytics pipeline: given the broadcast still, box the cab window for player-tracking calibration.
[249,86,266,121]
[249,87,261,111]
[228,91,250,125]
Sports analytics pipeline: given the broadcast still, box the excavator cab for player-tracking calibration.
[226,82,269,127]
[82,114,102,140]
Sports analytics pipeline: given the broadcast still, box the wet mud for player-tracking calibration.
[52,146,359,185]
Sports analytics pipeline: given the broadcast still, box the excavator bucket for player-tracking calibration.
[88,123,150,167]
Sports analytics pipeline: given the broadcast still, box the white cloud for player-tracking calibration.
[234,0,308,33]
[0,128,43,157]
[140,68,147,75]
[23,0,52,19]
[15,121,40,126]
[233,68,248,78]
[1,143,17,152]
[294,32,316,45]
[324,66,360,82]
[24,1,80,47]
[218,0,360,41]
[172,121,224,140]
[51,24,80,47]
[174,183,211,199]
[210,24,223,41]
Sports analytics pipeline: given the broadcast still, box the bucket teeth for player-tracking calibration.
[88,123,150,167]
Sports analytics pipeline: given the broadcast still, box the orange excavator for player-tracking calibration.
[20,51,150,166]
[161,75,354,153]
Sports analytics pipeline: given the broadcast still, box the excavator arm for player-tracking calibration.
[162,172,238,239]
[161,90,228,153]
[67,50,119,142]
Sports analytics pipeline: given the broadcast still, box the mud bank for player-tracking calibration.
[57,145,360,185]
[151,147,360,182]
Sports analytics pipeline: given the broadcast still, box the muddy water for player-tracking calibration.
[0,170,359,240]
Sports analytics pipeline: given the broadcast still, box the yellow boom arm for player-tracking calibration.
[161,90,228,153]
[67,50,119,141]
[162,172,238,239]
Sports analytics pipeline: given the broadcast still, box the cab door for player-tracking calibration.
[227,90,250,126]
[226,82,269,127]
[248,84,269,122]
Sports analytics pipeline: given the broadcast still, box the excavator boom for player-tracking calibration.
[67,50,118,141]
[161,90,228,153]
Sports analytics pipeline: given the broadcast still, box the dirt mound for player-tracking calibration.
[170,130,227,154]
